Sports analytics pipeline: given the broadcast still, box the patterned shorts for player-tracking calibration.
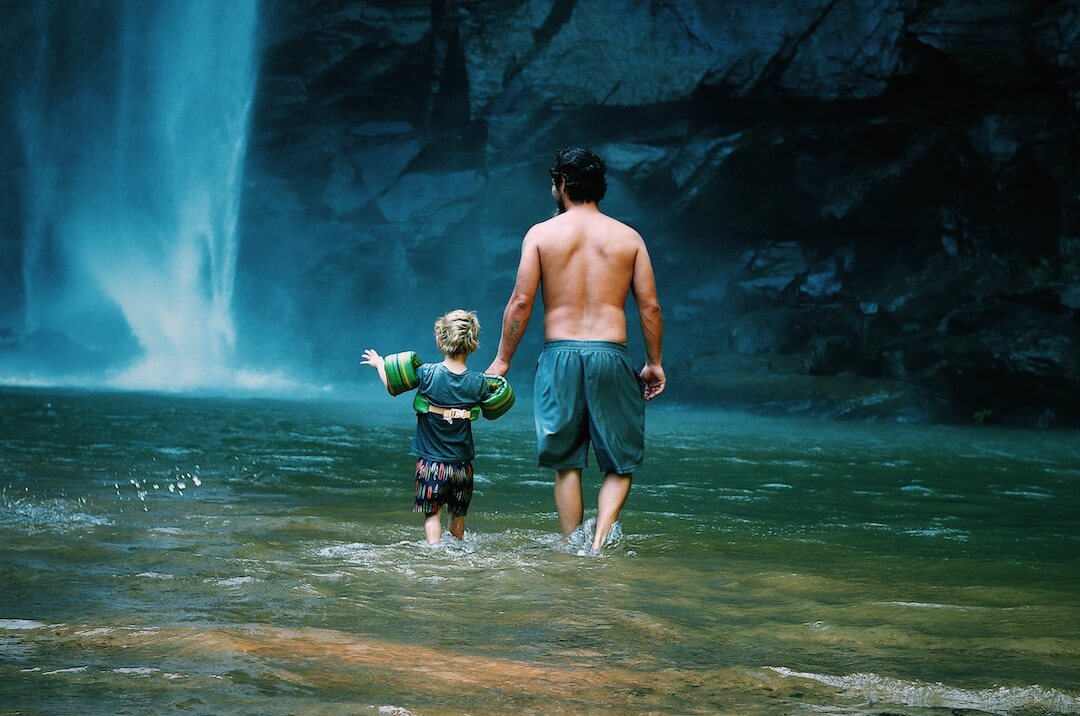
[414,458,474,516]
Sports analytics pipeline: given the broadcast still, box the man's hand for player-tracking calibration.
[640,363,666,400]
[485,357,510,376]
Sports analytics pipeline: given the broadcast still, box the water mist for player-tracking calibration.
[16,0,259,389]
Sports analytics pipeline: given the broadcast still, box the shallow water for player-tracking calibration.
[1,387,1078,715]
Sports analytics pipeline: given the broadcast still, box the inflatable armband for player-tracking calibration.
[384,351,421,396]
[480,374,515,419]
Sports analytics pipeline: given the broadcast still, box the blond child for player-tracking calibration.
[360,310,490,544]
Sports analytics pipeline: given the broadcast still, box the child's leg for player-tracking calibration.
[445,461,473,541]
[423,508,443,544]
[448,514,465,540]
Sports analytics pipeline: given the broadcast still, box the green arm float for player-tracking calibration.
[383,351,422,396]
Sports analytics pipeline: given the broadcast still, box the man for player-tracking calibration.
[486,147,665,553]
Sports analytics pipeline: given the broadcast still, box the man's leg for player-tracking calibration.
[592,471,632,551]
[448,514,465,540]
[554,468,584,537]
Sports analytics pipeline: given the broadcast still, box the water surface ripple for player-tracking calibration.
[1,388,1078,714]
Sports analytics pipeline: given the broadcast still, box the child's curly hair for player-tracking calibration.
[434,309,480,357]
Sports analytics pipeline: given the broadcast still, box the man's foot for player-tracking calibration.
[575,547,602,557]
[566,517,596,549]
[587,519,624,553]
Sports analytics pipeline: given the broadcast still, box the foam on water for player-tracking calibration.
[997,489,1055,500]
[901,484,934,494]
[0,620,48,630]
[112,667,160,676]
[75,628,116,637]
[769,666,1080,714]
[41,666,89,675]
[312,520,636,574]
[317,534,543,572]
[902,526,970,540]
[205,576,256,588]
[874,601,1005,611]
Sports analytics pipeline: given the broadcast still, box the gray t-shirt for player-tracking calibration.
[410,363,489,463]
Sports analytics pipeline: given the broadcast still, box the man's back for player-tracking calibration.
[532,205,644,343]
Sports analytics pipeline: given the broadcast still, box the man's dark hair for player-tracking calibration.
[550,147,607,204]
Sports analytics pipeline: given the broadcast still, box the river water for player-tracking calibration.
[1,386,1078,715]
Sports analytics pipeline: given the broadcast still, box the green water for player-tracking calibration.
[1,386,1078,715]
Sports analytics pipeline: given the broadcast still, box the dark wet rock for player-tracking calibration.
[4,0,1078,423]
[239,0,1080,422]
[775,0,911,99]
[907,1,1043,86]
[130,1,1080,423]
[803,335,855,376]
[1061,283,1080,311]
[730,243,808,299]
[670,350,944,423]
[800,252,850,299]
[375,169,483,244]
[728,308,798,355]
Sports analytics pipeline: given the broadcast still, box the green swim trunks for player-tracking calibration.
[534,340,645,474]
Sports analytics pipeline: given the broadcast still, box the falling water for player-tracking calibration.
[16,0,259,389]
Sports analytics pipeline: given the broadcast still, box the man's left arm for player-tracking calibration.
[631,240,665,400]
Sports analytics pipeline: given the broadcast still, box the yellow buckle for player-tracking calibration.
[441,408,471,423]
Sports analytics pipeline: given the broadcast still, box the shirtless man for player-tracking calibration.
[486,147,665,553]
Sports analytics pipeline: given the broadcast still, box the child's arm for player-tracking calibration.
[359,349,389,390]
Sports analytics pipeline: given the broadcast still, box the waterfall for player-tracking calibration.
[17,0,259,389]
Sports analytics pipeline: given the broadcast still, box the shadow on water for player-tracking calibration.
[1,387,1079,714]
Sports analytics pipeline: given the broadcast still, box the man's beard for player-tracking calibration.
[552,193,567,216]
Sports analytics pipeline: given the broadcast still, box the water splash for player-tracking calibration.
[16,0,259,389]
[568,517,625,556]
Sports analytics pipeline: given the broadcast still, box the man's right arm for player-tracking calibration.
[631,240,665,399]
[486,229,541,376]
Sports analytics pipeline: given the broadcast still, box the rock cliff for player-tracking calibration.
[2,1,1077,425]
[240,0,1079,425]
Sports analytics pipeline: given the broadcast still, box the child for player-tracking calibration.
[360,309,491,544]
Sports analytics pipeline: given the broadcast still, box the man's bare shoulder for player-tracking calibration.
[523,214,570,247]
[599,213,645,249]
[531,212,569,229]
[616,217,645,243]
[532,210,643,243]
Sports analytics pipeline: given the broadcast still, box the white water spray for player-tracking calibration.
[17,0,258,389]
